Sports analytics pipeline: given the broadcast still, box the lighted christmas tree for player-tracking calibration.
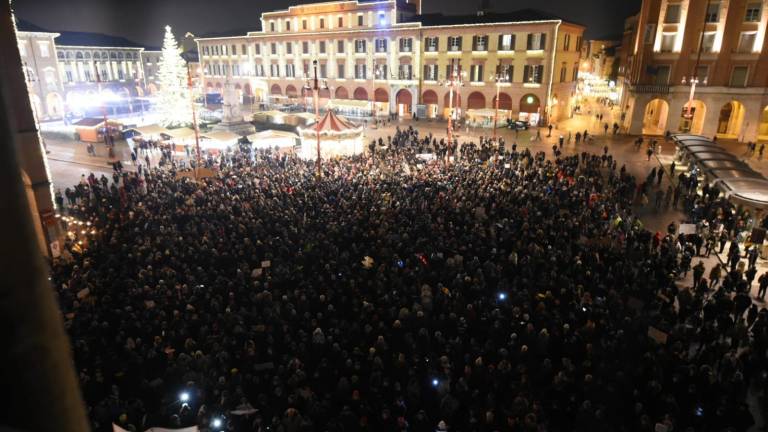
[156,25,191,127]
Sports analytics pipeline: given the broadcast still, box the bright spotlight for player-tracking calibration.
[431,378,439,387]
[498,292,507,301]
[212,418,223,428]
[179,392,190,402]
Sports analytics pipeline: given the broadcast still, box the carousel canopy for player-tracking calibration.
[302,110,361,136]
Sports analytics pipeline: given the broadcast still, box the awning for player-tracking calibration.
[128,124,169,136]
[672,133,768,208]
[201,130,241,143]
[162,127,196,140]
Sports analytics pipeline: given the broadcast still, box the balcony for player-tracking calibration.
[629,84,670,94]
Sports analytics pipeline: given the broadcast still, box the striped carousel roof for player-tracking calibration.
[311,110,357,133]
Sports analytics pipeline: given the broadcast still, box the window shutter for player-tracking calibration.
[540,33,547,49]
[523,65,530,82]
[527,34,532,50]
[478,65,483,81]
[498,35,503,49]
[472,35,478,50]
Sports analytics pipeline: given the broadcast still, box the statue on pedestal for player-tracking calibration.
[213,70,255,136]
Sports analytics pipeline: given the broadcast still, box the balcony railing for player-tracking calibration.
[630,84,670,94]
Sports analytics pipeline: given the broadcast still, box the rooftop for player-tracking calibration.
[406,9,581,26]
[14,17,51,33]
[55,31,145,49]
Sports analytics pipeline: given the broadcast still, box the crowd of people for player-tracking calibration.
[51,126,768,432]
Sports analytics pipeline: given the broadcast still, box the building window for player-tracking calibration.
[653,65,671,84]
[498,63,513,81]
[320,63,327,78]
[337,40,345,53]
[118,68,124,80]
[498,34,515,51]
[338,16,343,27]
[233,64,240,76]
[271,43,277,55]
[746,2,762,21]
[563,34,571,51]
[358,15,364,26]
[472,35,488,51]
[399,38,413,52]
[695,65,709,81]
[447,36,462,51]
[730,66,748,86]
[286,20,291,31]
[255,44,261,55]
[203,46,209,55]
[398,64,413,80]
[664,4,681,23]
[705,2,720,22]
[355,39,366,53]
[302,20,307,30]
[38,42,50,57]
[232,44,237,55]
[425,36,438,52]
[270,63,280,77]
[242,44,247,55]
[285,64,295,77]
[319,41,326,54]
[660,33,675,52]
[355,63,366,79]
[523,64,544,83]
[374,64,387,79]
[65,70,73,82]
[572,63,578,81]
[576,36,583,51]
[559,62,567,82]
[286,42,293,55]
[270,21,275,32]
[337,62,345,79]
[376,38,388,53]
[470,64,483,82]
[320,18,325,29]
[424,64,438,80]
[701,32,716,52]
[445,62,462,79]
[738,32,757,52]
[303,41,309,54]
[526,33,546,50]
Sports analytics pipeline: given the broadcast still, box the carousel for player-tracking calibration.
[297,110,364,160]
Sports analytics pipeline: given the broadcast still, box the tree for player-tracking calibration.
[156,25,191,127]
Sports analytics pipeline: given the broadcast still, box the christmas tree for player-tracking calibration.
[156,25,191,127]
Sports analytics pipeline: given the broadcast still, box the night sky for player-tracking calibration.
[13,0,641,47]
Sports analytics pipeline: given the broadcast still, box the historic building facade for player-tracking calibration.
[15,18,163,121]
[620,0,768,142]
[195,0,584,124]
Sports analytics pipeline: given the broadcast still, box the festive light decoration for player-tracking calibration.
[157,26,191,127]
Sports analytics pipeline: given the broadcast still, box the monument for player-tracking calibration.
[213,75,256,136]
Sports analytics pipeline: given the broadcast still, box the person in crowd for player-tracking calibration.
[50,128,765,432]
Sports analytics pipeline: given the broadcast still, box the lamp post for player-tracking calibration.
[439,59,465,163]
[93,61,111,151]
[186,63,202,172]
[491,70,509,142]
[303,60,328,177]
[370,63,380,121]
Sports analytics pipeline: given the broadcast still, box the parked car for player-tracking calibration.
[507,120,529,130]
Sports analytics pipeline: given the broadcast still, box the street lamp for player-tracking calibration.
[490,70,509,142]
[370,63,382,120]
[681,75,707,120]
[439,59,466,162]
[303,60,328,177]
